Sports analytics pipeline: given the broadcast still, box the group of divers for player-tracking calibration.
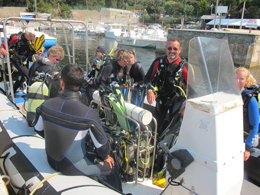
[0,26,260,192]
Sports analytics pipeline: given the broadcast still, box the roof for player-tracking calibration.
[206,19,260,27]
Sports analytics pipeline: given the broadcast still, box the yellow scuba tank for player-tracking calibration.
[26,81,49,126]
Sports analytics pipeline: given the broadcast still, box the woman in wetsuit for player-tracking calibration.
[236,67,259,161]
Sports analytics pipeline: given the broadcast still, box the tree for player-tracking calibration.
[165,1,183,15]
[60,3,72,18]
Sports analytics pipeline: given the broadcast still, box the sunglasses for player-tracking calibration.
[167,47,179,51]
[123,60,129,63]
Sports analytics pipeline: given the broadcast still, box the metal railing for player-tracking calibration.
[0,17,90,102]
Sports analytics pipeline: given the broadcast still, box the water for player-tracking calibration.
[50,30,260,82]
[53,30,162,74]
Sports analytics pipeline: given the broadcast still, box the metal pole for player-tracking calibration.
[213,0,219,29]
[240,0,246,29]
[218,13,222,30]
[35,0,37,14]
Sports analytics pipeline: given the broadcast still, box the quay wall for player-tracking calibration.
[163,29,260,68]
[0,7,138,26]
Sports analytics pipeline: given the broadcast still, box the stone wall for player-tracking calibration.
[0,7,26,18]
[166,29,260,68]
[0,7,138,26]
[72,9,138,26]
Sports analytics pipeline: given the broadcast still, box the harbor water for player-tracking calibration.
[54,31,161,74]
[51,30,260,82]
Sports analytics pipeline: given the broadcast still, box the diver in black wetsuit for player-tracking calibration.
[0,27,38,93]
[34,64,122,192]
[85,49,130,105]
[28,45,64,86]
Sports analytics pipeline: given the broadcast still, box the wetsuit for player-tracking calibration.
[242,88,259,151]
[28,56,54,86]
[85,59,126,104]
[34,89,122,191]
[1,32,35,93]
[125,59,145,106]
[144,56,188,135]
[128,59,145,87]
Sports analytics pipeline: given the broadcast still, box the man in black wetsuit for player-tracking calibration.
[144,37,189,136]
[34,64,122,192]
[28,45,64,86]
[0,27,37,93]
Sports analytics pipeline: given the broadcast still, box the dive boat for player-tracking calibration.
[116,28,166,48]
[105,24,127,39]
[1,24,260,195]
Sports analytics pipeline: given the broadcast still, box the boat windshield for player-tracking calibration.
[187,37,240,101]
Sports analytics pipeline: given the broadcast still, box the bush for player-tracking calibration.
[170,17,179,24]
[158,18,169,25]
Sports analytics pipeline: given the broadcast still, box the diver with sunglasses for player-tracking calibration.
[28,45,64,86]
[144,37,189,136]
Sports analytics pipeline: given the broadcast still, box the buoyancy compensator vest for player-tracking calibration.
[26,73,50,127]
[152,56,187,106]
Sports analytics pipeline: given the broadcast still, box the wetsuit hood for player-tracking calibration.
[61,89,81,101]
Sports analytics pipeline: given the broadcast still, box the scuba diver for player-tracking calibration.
[127,50,145,90]
[85,49,130,105]
[26,45,64,127]
[28,44,64,86]
[33,64,122,192]
[236,67,259,161]
[0,27,45,94]
[144,37,188,136]
[87,45,106,79]
[85,45,106,105]
[124,50,145,106]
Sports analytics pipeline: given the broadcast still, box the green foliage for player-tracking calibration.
[165,1,183,15]
[158,18,168,26]
[170,17,179,24]
[185,5,194,16]
[166,24,171,29]
[59,3,72,19]
[105,0,114,8]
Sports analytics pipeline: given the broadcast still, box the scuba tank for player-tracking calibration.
[26,72,50,127]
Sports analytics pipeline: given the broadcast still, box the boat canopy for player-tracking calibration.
[206,18,260,27]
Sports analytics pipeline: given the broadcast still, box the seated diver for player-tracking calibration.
[26,45,65,127]
[28,45,64,86]
[33,64,122,191]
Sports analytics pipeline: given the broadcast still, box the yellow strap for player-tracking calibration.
[244,131,260,139]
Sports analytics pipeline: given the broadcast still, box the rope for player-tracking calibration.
[0,108,16,112]
[29,172,61,195]
[1,175,10,195]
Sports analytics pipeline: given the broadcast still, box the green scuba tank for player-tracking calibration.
[26,81,49,126]
[104,83,131,132]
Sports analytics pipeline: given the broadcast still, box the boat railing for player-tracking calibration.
[0,17,90,103]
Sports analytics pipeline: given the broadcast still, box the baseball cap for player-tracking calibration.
[96,45,105,54]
